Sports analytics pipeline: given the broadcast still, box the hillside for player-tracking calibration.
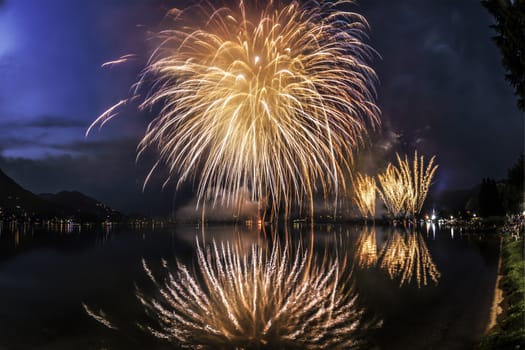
[40,191,121,221]
[0,168,120,221]
[0,168,58,218]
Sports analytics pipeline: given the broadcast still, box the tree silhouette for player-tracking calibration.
[482,0,525,111]
[478,178,505,217]
[502,154,524,213]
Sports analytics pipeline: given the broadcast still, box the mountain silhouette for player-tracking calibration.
[0,168,119,221]
[0,168,58,217]
[40,191,121,221]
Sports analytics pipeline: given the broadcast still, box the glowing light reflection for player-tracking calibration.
[355,226,378,268]
[377,230,441,288]
[86,228,375,348]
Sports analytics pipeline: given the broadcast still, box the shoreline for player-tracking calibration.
[485,235,504,333]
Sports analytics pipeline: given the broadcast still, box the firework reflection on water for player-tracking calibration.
[354,226,378,269]
[374,228,441,288]
[136,228,370,349]
[352,226,441,288]
[83,227,380,349]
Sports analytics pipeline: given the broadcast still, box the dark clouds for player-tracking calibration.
[0,115,86,128]
[0,115,90,159]
[0,0,522,214]
[359,0,523,189]
[0,139,179,215]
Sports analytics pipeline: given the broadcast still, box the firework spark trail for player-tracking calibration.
[355,226,378,268]
[87,0,380,218]
[377,164,407,218]
[135,235,366,349]
[378,230,440,288]
[377,151,438,219]
[396,151,438,217]
[82,303,118,330]
[352,173,377,219]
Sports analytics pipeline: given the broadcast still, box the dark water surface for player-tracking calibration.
[0,223,498,349]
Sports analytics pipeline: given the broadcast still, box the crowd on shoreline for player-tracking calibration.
[499,213,525,238]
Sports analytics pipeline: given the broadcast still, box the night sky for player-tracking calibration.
[0,0,522,214]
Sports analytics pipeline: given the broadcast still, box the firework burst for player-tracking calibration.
[377,151,437,219]
[136,235,365,349]
[88,0,380,218]
[396,151,438,217]
[352,173,377,219]
[377,164,407,218]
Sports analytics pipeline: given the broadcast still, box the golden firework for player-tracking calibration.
[355,225,378,268]
[377,151,437,219]
[88,0,380,218]
[396,151,438,217]
[136,235,365,349]
[352,173,377,219]
[378,230,440,288]
[377,164,407,218]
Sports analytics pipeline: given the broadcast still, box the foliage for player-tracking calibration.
[502,154,525,214]
[478,178,505,217]
[480,237,525,349]
[466,155,524,217]
[482,0,525,111]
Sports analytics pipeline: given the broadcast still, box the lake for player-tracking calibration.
[0,222,499,349]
